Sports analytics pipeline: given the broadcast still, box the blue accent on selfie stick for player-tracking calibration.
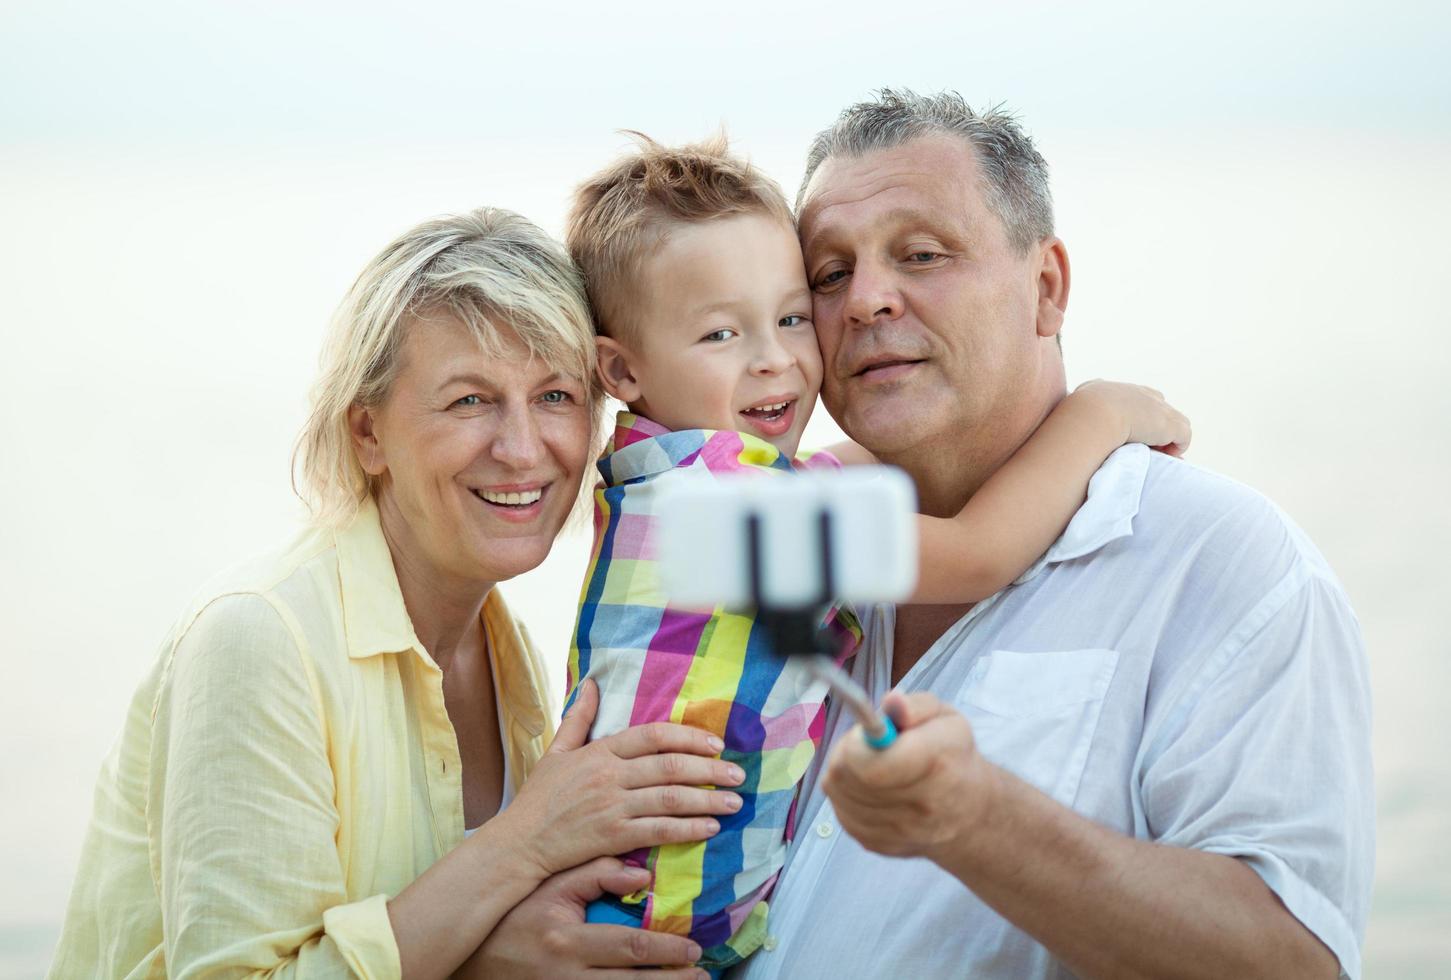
[865,715,898,750]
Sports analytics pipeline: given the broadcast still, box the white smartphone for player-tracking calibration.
[655,465,919,611]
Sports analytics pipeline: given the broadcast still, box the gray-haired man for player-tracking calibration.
[471,91,1373,980]
[731,90,1373,980]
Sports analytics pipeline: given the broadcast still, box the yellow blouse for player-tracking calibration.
[48,497,555,978]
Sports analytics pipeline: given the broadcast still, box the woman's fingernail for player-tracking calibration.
[707,735,725,752]
[705,819,720,834]
[728,764,745,782]
[727,793,742,810]
[686,943,703,961]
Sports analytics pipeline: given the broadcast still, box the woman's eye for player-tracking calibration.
[453,394,483,408]
[539,389,572,405]
[779,314,809,328]
[703,328,737,343]
[908,251,940,263]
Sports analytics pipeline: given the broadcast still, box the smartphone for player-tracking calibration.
[655,465,918,610]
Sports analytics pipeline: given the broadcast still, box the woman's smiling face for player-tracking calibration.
[352,313,593,591]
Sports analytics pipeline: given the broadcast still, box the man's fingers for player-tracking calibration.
[621,753,745,790]
[882,691,951,731]
[548,679,599,755]
[559,923,704,970]
[604,722,725,762]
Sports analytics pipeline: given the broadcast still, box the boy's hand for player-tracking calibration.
[1068,380,1191,457]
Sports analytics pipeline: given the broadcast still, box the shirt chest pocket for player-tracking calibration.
[958,648,1120,808]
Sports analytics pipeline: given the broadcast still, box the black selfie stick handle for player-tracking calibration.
[744,511,898,750]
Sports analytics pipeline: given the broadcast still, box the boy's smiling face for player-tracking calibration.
[596,211,822,457]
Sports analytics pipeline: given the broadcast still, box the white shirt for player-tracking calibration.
[734,446,1373,980]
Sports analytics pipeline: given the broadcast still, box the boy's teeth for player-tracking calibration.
[478,488,543,506]
[744,401,790,416]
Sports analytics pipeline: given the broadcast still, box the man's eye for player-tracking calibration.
[703,328,738,342]
[779,314,809,328]
[539,390,572,404]
[814,269,848,289]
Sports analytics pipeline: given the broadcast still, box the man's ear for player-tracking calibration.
[1035,237,1071,339]
[347,403,388,476]
[595,335,644,404]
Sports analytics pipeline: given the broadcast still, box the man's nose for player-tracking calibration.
[490,403,546,469]
[749,329,795,376]
[842,260,903,326]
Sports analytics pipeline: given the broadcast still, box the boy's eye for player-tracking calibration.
[702,328,738,343]
[779,314,809,328]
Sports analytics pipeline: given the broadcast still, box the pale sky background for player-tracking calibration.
[2,1,1449,977]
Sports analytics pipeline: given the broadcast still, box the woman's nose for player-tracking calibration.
[489,405,546,469]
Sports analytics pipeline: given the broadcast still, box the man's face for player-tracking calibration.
[798,135,1059,460]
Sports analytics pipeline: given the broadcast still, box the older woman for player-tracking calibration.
[48,208,740,978]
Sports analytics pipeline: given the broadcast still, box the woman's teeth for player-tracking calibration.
[743,401,790,420]
[476,488,543,506]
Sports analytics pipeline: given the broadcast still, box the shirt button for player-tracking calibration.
[762,936,778,952]
[815,821,833,838]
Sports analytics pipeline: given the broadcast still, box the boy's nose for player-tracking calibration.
[750,333,795,376]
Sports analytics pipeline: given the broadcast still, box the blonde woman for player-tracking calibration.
[49,208,737,979]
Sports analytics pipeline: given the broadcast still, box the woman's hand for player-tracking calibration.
[1069,380,1192,457]
[455,857,707,979]
[495,680,746,880]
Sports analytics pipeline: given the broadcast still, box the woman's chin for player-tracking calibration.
[461,531,555,585]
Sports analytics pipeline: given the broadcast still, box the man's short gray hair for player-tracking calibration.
[799,89,1053,253]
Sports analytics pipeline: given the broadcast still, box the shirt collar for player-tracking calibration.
[333,497,547,739]
[1017,444,1151,584]
[334,496,422,660]
[598,410,795,487]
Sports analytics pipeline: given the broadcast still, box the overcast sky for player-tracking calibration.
[2,2,1449,976]
[4,0,1447,153]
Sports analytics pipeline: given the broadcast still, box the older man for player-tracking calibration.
[474,92,1373,980]
[731,91,1373,980]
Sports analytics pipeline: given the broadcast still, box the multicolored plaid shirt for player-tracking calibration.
[565,412,862,968]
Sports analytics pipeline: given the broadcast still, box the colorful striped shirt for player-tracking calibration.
[565,411,861,969]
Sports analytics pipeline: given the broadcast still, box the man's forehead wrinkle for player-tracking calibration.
[802,174,957,257]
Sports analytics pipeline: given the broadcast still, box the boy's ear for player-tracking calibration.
[347,402,388,476]
[595,335,643,404]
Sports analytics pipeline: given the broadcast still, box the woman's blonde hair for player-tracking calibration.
[294,207,600,527]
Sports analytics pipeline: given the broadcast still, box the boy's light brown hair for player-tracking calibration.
[565,132,795,344]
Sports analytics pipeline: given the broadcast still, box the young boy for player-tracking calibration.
[562,135,1188,973]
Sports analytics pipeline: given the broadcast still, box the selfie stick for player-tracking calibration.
[746,511,898,750]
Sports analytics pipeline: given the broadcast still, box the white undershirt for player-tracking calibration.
[464,639,516,838]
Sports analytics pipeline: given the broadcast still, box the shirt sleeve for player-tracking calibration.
[148,592,402,979]
[1138,567,1374,980]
